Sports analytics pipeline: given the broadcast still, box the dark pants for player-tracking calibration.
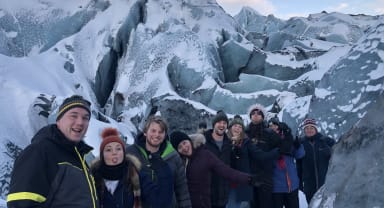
[212,206,226,208]
[252,186,273,208]
[304,189,316,204]
[272,189,299,208]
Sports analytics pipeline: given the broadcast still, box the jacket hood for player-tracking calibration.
[188,133,206,149]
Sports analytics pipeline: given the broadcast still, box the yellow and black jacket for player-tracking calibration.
[7,124,99,208]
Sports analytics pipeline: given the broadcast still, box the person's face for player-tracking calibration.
[230,124,243,138]
[144,122,166,149]
[250,109,264,124]
[304,126,317,137]
[213,120,227,137]
[103,142,124,166]
[177,140,193,156]
[56,107,90,142]
[269,123,280,134]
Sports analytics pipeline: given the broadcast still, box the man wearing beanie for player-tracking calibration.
[245,103,281,208]
[203,110,232,208]
[91,128,158,208]
[296,118,335,203]
[7,95,99,208]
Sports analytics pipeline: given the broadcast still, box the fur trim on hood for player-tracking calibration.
[247,103,267,120]
[188,133,206,149]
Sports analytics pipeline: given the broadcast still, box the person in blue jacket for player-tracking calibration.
[126,115,191,208]
[268,118,305,208]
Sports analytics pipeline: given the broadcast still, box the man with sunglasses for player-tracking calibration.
[246,104,281,208]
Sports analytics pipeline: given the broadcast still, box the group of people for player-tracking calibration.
[6,94,335,208]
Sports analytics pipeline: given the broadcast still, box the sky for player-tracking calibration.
[216,0,384,19]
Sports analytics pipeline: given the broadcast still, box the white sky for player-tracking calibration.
[216,0,384,19]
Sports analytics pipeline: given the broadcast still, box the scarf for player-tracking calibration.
[100,161,128,180]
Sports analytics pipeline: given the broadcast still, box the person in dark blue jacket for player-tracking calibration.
[268,119,305,208]
[91,128,158,208]
[126,115,191,208]
[296,118,335,203]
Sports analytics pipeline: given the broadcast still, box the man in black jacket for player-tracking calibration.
[246,104,281,208]
[7,95,99,208]
[203,110,232,208]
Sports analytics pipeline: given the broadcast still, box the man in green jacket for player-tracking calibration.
[7,95,99,208]
[126,115,192,208]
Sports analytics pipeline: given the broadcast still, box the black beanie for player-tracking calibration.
[211,110,229,127]
[170,131,191,149]
[56,95,91,121]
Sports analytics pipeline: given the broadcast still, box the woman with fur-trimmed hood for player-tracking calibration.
[169,131,255,208]
[91,128,158,208]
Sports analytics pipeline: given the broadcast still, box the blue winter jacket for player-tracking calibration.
[272,144,305,193]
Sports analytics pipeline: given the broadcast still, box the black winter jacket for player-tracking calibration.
[7,124,98,208]
[203,129,233,207]
[297,133,334,200]
[245,122,281,190]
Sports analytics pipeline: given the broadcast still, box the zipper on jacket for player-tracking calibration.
[310,143,319,189]
[75,147,98,208]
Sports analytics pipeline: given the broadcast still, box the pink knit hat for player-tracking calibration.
[303,118,317,131]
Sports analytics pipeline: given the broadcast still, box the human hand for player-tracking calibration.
[293,136,301,149]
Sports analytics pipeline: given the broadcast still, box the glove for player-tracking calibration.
[279,137,293,155]
[249,175,263,187]
[279,122,292,137]
[293,135,301,149]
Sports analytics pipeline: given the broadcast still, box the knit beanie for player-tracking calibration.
[247,103,266,120]
[303,118,318,131]
[211,110,229,127]
[229,115,244,129]
[100,128,126,157]
[56,95,91,121]
[170,131,191,149]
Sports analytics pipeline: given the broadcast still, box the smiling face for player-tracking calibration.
[304,126,317,137]
[213,120,227,139]
[56,107,90,142]
[103,142,124,166]
[177,140,193,157]
[144,122,166,153]
[230,123,243,136]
